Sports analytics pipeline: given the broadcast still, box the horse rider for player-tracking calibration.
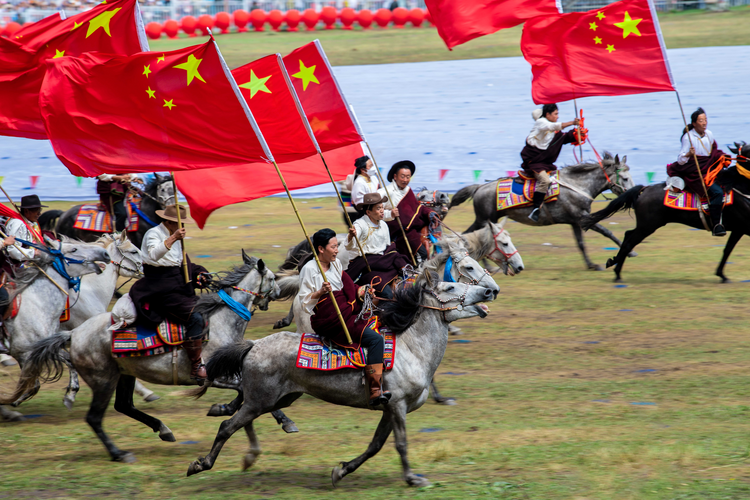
[521,104,580,222]
[299,227,390,407]
[97,174,142,232]
[666,107,729,237]
[350,156,393,223]
[378,160,435,263]
[128,205,210,379]
[0,234,17,366]
[4,195,46,264]
[346,192,410,299]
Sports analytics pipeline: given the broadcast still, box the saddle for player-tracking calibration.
[73,193,141,233]
[663,188,733,213]
[496,171,561,211]
[111,318,190,358]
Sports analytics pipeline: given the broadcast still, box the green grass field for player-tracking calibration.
[3,196,750,499]
[148,7,750,68]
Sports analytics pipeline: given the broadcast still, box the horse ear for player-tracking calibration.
[118,231,127,243]
[242,249,252,265]
[614,154,620,164]
[729,145,739,154]
[154,173,164,183]
[621,155,627,164]
[257,259,265,272]
[498,216,508,228]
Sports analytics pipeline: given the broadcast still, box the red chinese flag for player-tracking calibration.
[425,0,562,50]
[522,0,675,104]
[282,40,363,152]
[40,40,275,177]
[0,203,22,222]
[0,0,148,139]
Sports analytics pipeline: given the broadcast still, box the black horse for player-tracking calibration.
[42,174,174,248]
[582,142,750,282]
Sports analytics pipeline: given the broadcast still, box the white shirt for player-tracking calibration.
[351,170,380,206]
[97,174,140,182]
[298,258,344,315]
[678,129,715,164]
[141,223,182,267]
[526,117,563,150]
[346,215,391,256]
[378,182,411,222]
[5,217,39,261]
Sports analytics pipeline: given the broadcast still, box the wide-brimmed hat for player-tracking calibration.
[355,192,388,212]
[19,195,47,209]
[155,204,192,223]
[387,160,415,183]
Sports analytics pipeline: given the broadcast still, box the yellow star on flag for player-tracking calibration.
[174,54,206,86]
[596,11,605,20]
[163,99,175,110]
[86,7,121,38]
[606,44,616,53]
[614,11,642,38]
[71,21,83,31]
[157,54,165,63]
[594,36,602,44]
[143,65,151,77]
[292,60,319,91]
[52,49,65,59]
[589,22,598,31]
[310,116,332,133]
[238,70,272,98]
[146,87,156,98]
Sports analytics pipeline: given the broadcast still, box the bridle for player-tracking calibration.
[447,251,491,285]
[424,284,471,322]
[229,267,277,310]
[110,239,143,277]
[486,226,518,265]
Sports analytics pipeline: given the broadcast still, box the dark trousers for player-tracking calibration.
[113,199,128,232]
[186,312,204,340]
[0,287,8,318]
[708,183,724,207]
[360,325,384,364]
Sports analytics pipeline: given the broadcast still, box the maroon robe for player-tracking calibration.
[386,187,434,258]
[666,141,727,195]
[310,271,370,350]
[345,242,410,293]
[520,130,577,174]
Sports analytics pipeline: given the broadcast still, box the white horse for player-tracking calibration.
[0,238,110,422]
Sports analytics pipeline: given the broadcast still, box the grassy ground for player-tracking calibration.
[3,197,750,499]
[148,7,750,68]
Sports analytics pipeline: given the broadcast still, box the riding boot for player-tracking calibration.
[709,205,726,237]
[183,338,207,379]
[365,363,391,408]
[528,192,546,222]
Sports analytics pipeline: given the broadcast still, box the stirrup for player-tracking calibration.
[368,392,391,408]
[712,224,727,237]
[528,208,540,222]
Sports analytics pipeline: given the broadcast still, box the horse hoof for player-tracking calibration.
[613,277,622,283]
[273,320,288,330]
[144,394,161,403]
[242,453,260,471]
[158,424,176,442]
[606,258,616,269]
[207,404,233,417]
[331,463,346,488]
[2,410,24,422]
[114,452,137,464]
[63,396,75,411]
[628,251,638,258]
[589,264,603,271]
[281,421,299,434]
[436,397,457,406]
[720,277,730,284]
[406,473,431,487]
[187,459,204,476]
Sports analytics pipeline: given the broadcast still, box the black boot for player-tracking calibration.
[528,192,546,222]
[709,205,726,237]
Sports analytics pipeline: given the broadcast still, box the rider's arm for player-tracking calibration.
[4,219,35,261]
[677,133,692,165]
[142,227,171,263]
[298,264,322,315]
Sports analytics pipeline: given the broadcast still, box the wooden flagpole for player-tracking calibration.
[573,100,583,160]
[170,172,190,284]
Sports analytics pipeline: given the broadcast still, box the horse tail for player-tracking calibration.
[0,332,71,405]
[275,269,301,301]
[207,341,254,382]
[450,185,480,208]
[38,209,63,232]
[581,185,645,231]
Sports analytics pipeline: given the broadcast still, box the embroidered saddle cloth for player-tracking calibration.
[74,194,140,233]
[296,318,395,371]
[496,171,561,211]
[112,319,187,358]
[663,189,734,212]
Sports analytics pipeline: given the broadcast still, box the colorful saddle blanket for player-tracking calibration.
[663,189,734,212]
[73,195,140,233]
[496,171,560,211]
[112,320,187,358]
[296,319,395,371]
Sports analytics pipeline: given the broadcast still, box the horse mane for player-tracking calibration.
[193,259,259,319]
[441,225,494,261]
[3,253,55,303]
[377,282,425,334]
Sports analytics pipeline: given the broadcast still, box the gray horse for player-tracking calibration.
[185,272,496,487]
[450,154,635,270]
[0,238,110,422]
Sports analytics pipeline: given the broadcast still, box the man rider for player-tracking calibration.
[5,195,46,263]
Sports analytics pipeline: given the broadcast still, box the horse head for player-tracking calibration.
[49,236,111,277]
[602,153,635,195]
[440,238,499,299]
[240,251,279,311]
[108,231,144,278]
[729,141,749,168]
[483,218,524,276]
[417,188,451,220]
[418,271,493,323]
[148,173,175,208]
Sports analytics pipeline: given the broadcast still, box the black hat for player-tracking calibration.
[19,195,47,209]
[387,160,415,183]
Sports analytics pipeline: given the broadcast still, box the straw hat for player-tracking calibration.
[155,204,191,223]
[355,192,388,212]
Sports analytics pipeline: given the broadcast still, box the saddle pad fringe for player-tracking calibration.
[497,172,560,211]
[663,189,733,212]
[296,319,395,371]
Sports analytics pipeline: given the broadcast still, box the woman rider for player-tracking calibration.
[350,156,394,224]
[521,104,580,222]
[298,228,391,408]
[345,192,410,299]
[666,107,728,236]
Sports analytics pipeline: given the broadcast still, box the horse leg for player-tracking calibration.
[571,224,602,271]
[273,303,295,330]
[716,231,743,283]
[207,388,244,417]
[590,223,638,257]
[390,401,429,487]
[0,405,24,422]
[430,378,456,405]
[187,404,260,476]
[86,378,135,462]
[113,375,175,442]
[63,359,80,410]
[241,421,263,471]
[270,409,299,433]
[331,412,393,487]
[134,379,160,403]
[609,227,656,282]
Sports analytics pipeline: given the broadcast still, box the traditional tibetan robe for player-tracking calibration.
[521,117,576,173]
[299,258,369,349]
[380,183,434,258]
[345,215,410,293]
[666,129,727,195]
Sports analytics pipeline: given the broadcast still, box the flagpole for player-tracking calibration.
[170,172,190,284]
[573,99,583,161]
[675,91,711,201]
[213,38,352,344]
[0,184,44,245]
[275,54,371,273]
